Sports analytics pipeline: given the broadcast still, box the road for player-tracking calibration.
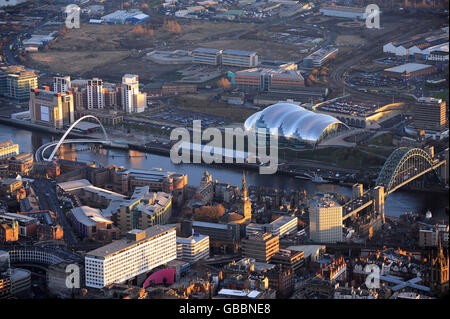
[31,179,79,246]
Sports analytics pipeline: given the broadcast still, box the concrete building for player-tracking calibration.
[413,97,447,133]
[192,48,222,65]
[87,78,104,110]
[270,216,298,237]
[0,213,37,239]
[29,88,74,129]
[176,233,210,262]
[222,49,258,68]
[121,74,146,113]
[303,48,338,68]
[68,206,119,241]
[84,225,177,288]
[241,232,280,263]
[0,140,19,160]
[191,221,240,252]
[53,76,71,93]
[113,186,173,232]
[309,196,343,243]
[269,249,304,273]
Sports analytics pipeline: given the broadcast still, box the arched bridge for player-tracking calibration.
[343,147,446,220]
[36,115,111,162]
[376,147,444,195]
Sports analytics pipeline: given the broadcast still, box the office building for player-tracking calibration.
[192,48,222,65]
[85,225,177,288]
[222,49,258,68]
[241,232,279,263]
[309,196,343,243]
[413,97,447,132]
[87,78,104,109]
[176,233,210,262]
[29,88,75,129]
[0,213,37,238]
[121,74,146,113]
[0,66,37,100]
[303,48,338,68]
[0,140,19,160]
[53,76,71,93]
[234,63,304,92]
[270,216,298,237]
[270,249,305,274]
[191,221,240,252]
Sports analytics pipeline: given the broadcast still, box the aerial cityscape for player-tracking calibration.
[0,0,448,304]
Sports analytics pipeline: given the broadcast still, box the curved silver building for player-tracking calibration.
[244,102,348,147]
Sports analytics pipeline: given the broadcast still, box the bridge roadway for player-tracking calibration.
[35,139,111,162]
[342,160,446,221]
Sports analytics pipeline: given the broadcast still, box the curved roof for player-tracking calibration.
[244,102,346,144]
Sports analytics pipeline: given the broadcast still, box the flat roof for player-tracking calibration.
[222,49,257,57]
[193,47,222,54]
[86,225,176,258]
[270,216,297,228]
[192,221,230,230]
[384,63,432,74]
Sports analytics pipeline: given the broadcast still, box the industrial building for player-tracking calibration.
[319,6,367,20]
[29,88,74,129]
[380,63,437,80]
[101,10,149,24]
[84,225,177,288]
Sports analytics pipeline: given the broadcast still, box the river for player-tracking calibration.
[0,123,448,218]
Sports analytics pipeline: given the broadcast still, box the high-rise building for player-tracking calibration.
[413,97,447,132]
[309,196,343,243]
[87,78,104,109]
[53,76,71,93]
[121,74,146,113]
[84,225,177,288]
[241,232,279,263]
[0,66,37,100]
[29,88,74,129]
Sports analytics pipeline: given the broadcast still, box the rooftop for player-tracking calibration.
[86,225,176,258]
[384,63,433,74]
[70,206,112,227]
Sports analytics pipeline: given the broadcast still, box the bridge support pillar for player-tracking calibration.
[372,186,385,224]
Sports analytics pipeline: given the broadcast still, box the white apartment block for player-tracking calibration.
[87,78,104,109]
[309,198,343,244]
[121,74,146,113]
[53,76,71,93]
[85,225,176,288]
[176,233,210,263]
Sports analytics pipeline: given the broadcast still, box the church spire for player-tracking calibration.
[242,171,248,200]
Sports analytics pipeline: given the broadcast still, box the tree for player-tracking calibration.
[217,77,231,89]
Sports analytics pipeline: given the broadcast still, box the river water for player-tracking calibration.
[1,124,448,218]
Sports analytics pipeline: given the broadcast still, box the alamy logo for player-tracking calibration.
[65,4,80,29]
[365,4,380,29]
[170,120,278,174]
[65,264,80,289]
[364,264,380,289]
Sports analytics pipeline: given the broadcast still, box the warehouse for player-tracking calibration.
[380,63,437,80]
[319,6,368,20]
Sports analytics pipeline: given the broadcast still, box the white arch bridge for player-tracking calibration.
[35,115,112,162]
